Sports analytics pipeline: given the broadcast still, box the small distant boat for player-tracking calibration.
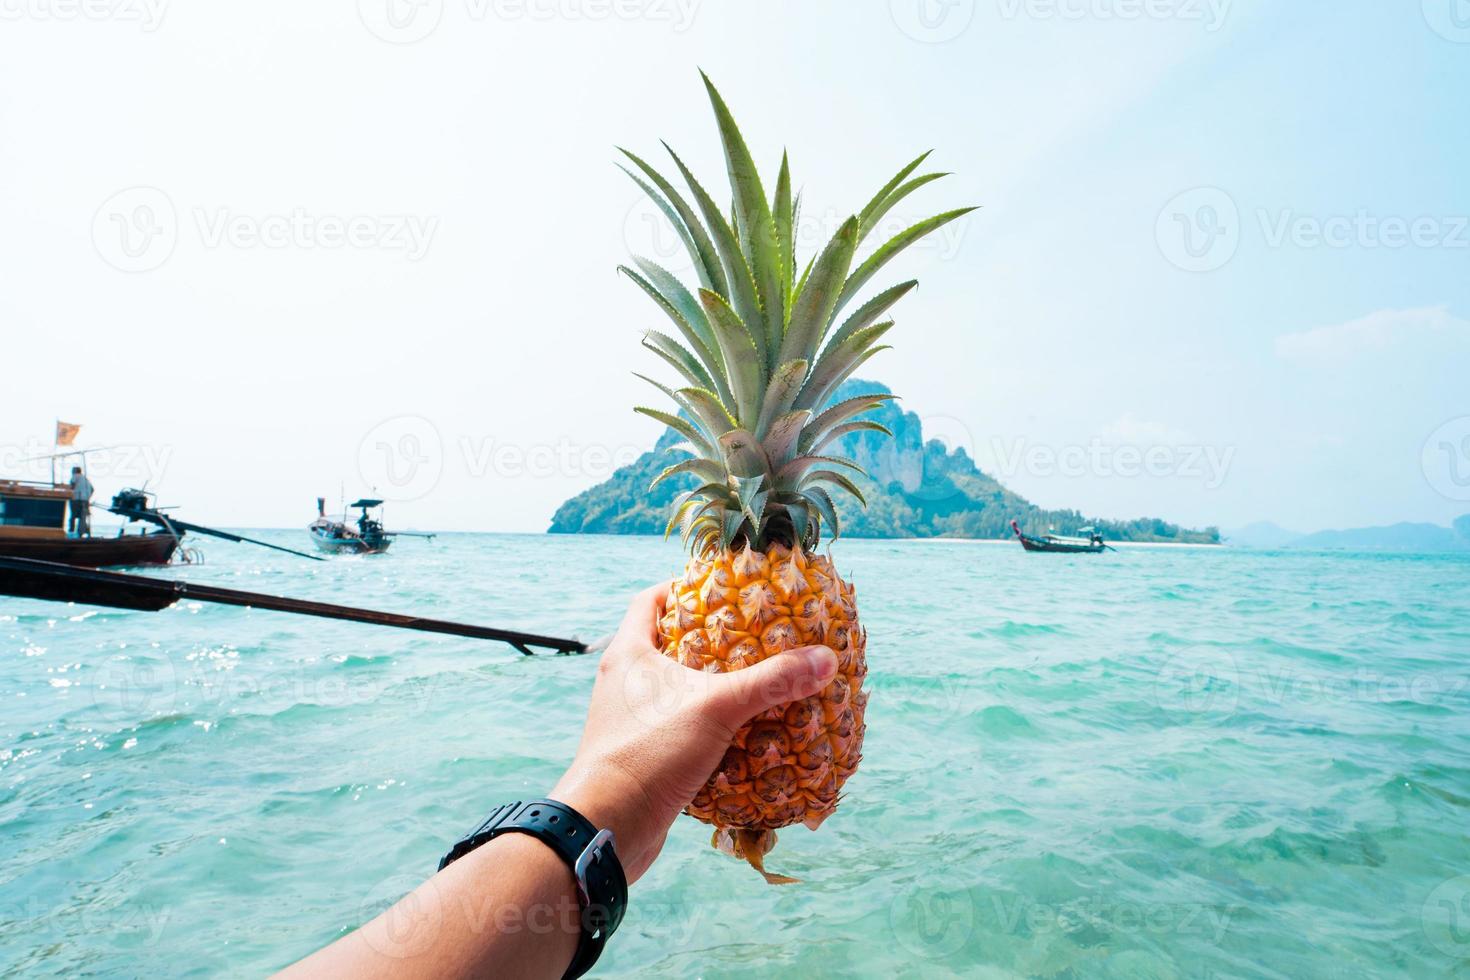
[1011,519,1111,554]
[308,497,434,555]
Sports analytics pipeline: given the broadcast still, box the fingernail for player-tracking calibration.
[796,645,837,683]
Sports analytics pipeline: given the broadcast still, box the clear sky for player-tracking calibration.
[2,0,1466,534]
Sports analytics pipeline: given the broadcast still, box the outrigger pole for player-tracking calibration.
[0,557,588,655]
[108,495,327,562]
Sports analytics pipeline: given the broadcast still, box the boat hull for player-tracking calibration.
[308,523,391,555]
[0,531,179,567]
[1011,519,1106,554]
[1016,535,1105,554]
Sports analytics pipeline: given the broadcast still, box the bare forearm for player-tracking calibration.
[279,833,581,979]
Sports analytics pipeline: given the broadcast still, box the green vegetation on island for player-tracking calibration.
[549,380,1220,544]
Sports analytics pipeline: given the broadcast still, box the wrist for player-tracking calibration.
[550,761,657,872]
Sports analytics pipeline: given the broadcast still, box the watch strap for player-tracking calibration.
[439,799,627,979]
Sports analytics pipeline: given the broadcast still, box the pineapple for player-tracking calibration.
[619,72,972,883]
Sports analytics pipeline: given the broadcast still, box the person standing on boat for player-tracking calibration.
[68,466,93,537]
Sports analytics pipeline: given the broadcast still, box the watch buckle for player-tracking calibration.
[573,828,615,908]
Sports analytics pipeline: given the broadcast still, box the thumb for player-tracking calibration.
[707,646,838,730]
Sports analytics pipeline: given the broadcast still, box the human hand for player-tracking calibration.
[550,582,837,883]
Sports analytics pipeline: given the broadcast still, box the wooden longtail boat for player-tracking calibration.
[1010,519,1109,554]
[308,497,434,555]
[0,479,178,567]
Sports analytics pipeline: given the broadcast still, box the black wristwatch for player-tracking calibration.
[438,799,627,979]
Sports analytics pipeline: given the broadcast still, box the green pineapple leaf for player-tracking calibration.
[781,215,860,369]
[836,207,977,314]
[618,149,726,295]
[754,359,809,440]
[699,289,763,426]
[664,143,768,367]
[773,151,794,295]
[634,406,716,458]
[701,71,785,363]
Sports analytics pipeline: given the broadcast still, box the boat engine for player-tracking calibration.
[111,488,155,519]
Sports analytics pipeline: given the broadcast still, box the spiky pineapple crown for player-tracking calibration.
[621,72,973,556]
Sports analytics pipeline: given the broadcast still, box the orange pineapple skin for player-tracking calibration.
[658,542,868,833]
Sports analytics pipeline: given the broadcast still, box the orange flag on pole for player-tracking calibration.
[55,421,81,447]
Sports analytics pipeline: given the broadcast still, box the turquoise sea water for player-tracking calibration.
[2,534,1469,977]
